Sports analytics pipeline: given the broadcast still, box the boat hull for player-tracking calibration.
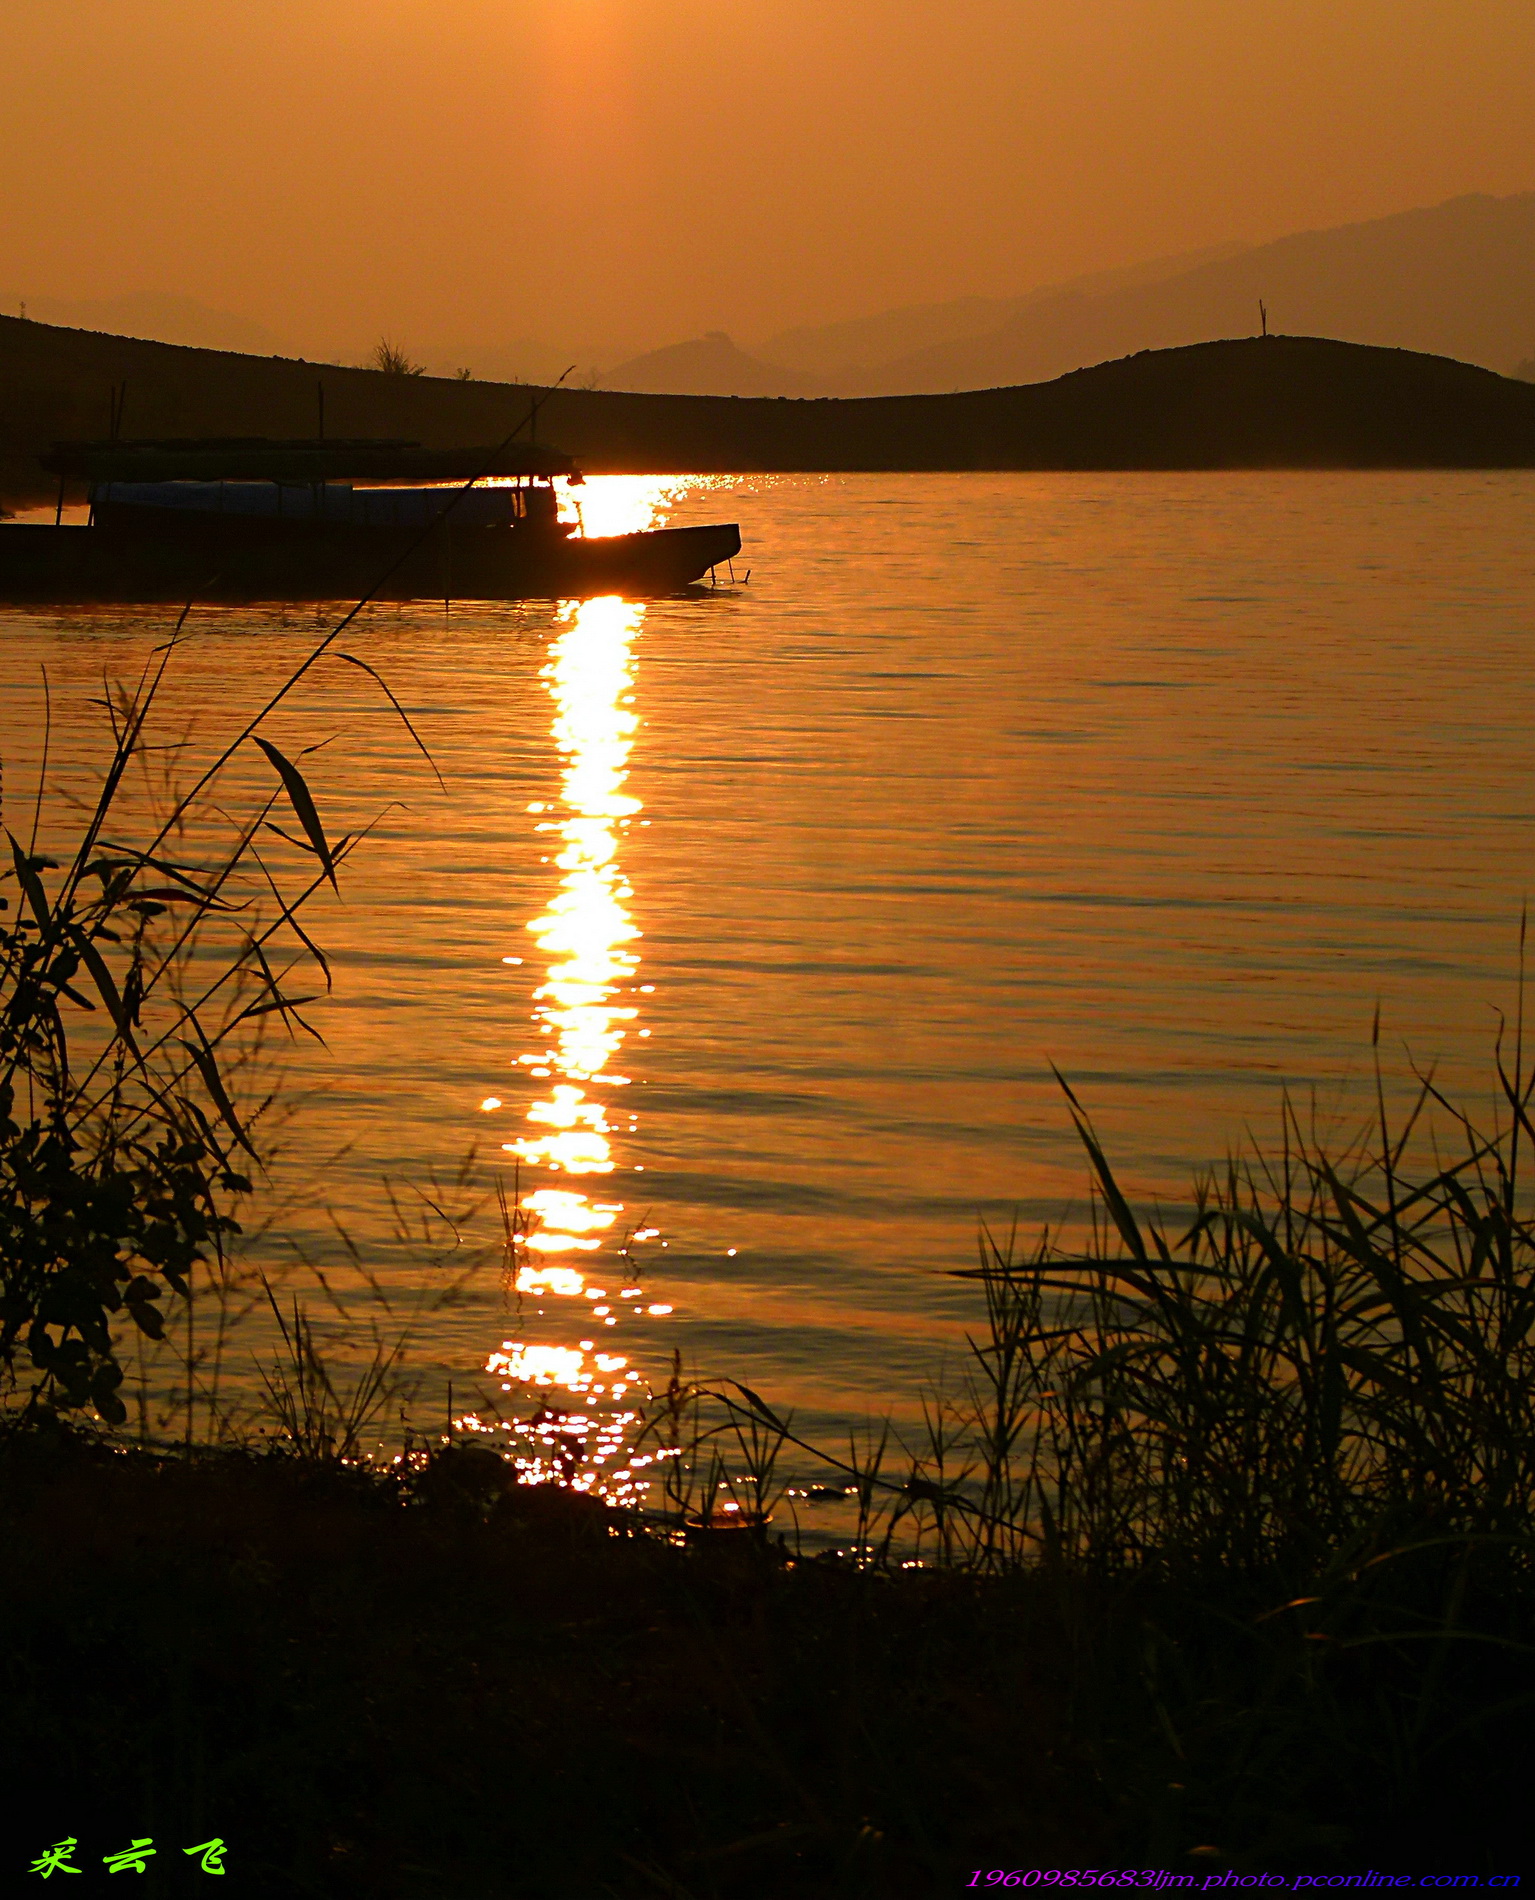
[0,519,742,604]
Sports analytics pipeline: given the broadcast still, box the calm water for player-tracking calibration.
[5,471,1535,1464]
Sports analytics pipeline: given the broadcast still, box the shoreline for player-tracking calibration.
[6,328,1535,511]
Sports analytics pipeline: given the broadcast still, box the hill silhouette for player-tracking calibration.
[3,320,1533,506]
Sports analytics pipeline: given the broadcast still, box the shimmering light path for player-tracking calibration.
[478,477,712,1489]
[488,595,647,1434]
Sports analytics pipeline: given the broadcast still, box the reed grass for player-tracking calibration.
[639,1027,1535,1873]
[685,1016,1535,1577]
[0,592,449,1445]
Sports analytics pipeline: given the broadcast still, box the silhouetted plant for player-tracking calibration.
[255,1283,404,1460]
[0,629,384,1425]
[369,336,426,377]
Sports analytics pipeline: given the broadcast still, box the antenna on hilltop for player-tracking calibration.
[1259,299,1269,339]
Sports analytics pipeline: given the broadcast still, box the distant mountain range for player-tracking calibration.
[7,190,1535,405]
[757,242,1251,380]
[602,244,1251,395]
[602,193,1535,396]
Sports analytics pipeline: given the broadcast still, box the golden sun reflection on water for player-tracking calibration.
[482,583,654,1486]
[478,473,738,1491]
[509,593,642,1197]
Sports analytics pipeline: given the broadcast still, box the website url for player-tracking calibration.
[964,1875,1523,1891]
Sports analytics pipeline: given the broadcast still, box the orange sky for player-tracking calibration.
[1,0,1532,362]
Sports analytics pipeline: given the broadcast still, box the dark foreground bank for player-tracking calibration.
[0,1423,1523,1900]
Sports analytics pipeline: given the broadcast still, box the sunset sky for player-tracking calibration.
[1,0,1532,363]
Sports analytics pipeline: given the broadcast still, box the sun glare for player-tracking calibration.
[558,474,729,539]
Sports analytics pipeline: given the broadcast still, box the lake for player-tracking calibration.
[5,469,1535,1478]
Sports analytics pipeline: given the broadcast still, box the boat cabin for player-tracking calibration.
[39,437,582,538]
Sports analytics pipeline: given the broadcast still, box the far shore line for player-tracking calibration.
[5,328,1535,510]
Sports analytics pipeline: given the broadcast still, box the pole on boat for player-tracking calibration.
[314,385,328,526]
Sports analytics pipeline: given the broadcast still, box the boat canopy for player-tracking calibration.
[93,481,549,528]
[42,437,579,484]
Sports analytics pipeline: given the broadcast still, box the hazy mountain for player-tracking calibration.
[596,245,1253,396]
[416,338,615,387]
[601,331,830,397]
[14,193,1533,403]
[756,242,1248,379]
[593,196,1535,398]
[0,291,290,357]
[757,297,1019,381]
[863,193,1535,394]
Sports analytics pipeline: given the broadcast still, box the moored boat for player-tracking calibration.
[0,438,742,603]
